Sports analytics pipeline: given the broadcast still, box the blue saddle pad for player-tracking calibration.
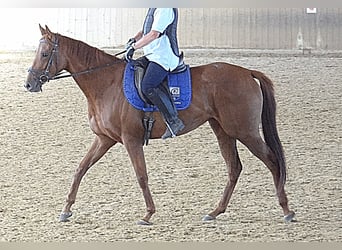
[123,62,192,112]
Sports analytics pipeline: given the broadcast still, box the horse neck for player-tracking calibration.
[60,35,122,98]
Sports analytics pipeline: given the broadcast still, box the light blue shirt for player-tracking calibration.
[143,8,179,71]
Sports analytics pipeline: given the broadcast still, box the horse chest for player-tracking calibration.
[88,113,121,141]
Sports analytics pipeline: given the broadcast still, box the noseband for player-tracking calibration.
[28,36,59,86]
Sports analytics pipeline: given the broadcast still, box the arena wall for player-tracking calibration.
[20,8,342,50]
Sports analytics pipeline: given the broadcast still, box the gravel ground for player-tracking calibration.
[0,49,341,242]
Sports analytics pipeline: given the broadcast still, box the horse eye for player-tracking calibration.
[42,52,49,57]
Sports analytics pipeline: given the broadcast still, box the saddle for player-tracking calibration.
[133,54,187,106]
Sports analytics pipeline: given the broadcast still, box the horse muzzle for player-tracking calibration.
[24,81,42,92]
[25,69,49,92]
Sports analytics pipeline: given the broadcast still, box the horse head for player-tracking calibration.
[25,25,66,92]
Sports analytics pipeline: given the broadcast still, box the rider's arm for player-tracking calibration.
[133,31,143,42]
[132,30,160,50]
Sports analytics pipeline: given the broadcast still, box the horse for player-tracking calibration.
[25,25,295,225]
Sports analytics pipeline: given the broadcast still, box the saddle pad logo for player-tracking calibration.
[170,87,181,104]
[170,87,180,96]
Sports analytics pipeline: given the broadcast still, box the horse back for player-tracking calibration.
[189,62,261,96]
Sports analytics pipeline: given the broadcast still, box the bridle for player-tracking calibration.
[27,36,59,85]
[27,34,126,87]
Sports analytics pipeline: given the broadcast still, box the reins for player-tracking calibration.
[50,50,127,81]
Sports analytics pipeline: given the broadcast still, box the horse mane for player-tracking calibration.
[57,33,118,68]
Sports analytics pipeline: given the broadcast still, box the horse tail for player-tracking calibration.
[251,70,286,189]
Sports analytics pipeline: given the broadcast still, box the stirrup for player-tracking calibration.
[162,126,176,140]
[162,128,174,139]
[161,119,184,139]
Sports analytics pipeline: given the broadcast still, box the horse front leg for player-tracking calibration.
[124,139,155,225]
[60,135,116,222]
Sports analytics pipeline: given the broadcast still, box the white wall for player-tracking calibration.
[1,8,341,51]
[0,8,146,50]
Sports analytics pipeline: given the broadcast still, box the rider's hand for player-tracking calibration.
[125,38,136,50]
[125,45,135,62]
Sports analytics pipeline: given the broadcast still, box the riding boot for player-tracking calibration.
[146,87,185,139]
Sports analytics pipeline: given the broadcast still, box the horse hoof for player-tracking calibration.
[284,211,296,222]
[137,219,153,226]
[202,214,216,222]
[59,212,72,222]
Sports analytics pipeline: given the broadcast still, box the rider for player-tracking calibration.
[125,8,184,139]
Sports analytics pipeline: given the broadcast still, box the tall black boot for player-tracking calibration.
[146,87,185,139]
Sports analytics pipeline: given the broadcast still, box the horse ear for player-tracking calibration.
[39,24,46,35]
[45,25,54,40]
[45,25,52,34]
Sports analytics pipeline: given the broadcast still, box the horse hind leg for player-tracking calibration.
[203,120,243,221]
[239,135,295,222]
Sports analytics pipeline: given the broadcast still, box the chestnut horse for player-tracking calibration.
[25,25,295,225]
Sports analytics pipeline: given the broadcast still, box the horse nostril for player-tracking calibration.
[24,82,31,89]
